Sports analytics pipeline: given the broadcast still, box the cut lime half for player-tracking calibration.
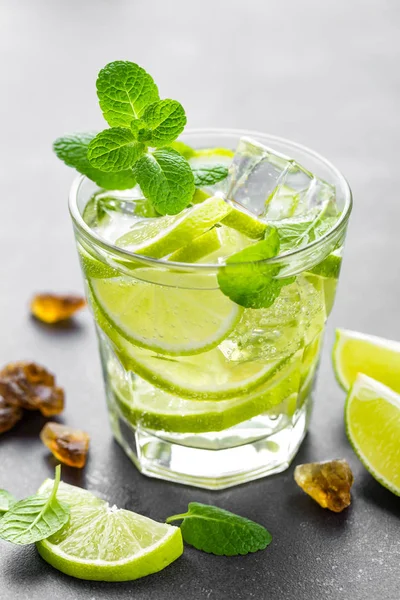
[345,374,400,496]
[36,480,183,581]
[90,271,242,356]
[333,329,400,393]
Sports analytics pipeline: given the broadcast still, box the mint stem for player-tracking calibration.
[165,512,189,524]
[48,465,61,503]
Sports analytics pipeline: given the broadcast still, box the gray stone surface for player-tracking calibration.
[0,1,399,598]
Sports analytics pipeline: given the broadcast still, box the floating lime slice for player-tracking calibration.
[333,329,400,393]
[36,480,183,581]
[90,271,242,356]
[113,354,301,433]
[78,244,119,279]
[168,228,221,263]
[345,374,400,496]
[221,206,267,239]
[116,196,232,258]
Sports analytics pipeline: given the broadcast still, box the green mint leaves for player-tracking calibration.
[166,502,272,556]
[96,61,160,127]
[134,148,195,215]
[218,226,291,309]
[0,490,17,515]
[53,133,137,190]
[141,99,187,147]
[87,128,145,172]
[192,164,229,187]
[0,466,69,545]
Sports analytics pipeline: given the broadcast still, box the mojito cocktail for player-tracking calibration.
[61,61,351,489]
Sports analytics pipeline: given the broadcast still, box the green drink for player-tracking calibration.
[61,62,352,489]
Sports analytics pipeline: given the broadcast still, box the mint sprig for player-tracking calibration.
[0,490,17,515]
[0,466,69,545]
[166,502,272,556]
[53,133,137,190]
[96,60,160,127]
[87,128,145,172]
[141,99,186,147]
[192,164,229,187]
[218,226,292,309]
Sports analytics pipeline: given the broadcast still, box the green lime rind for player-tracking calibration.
[78,245,120,279]
[89,275,242,357]
[332,328,400,393]
[310,252,342,279]
[168,228,221,263]
[113,356,302,433]
[36,480,183,581]
[345,374,400,496]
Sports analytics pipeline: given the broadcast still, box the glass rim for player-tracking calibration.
[68,127,353,269]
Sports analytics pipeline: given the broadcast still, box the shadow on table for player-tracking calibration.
[357,470,400,518]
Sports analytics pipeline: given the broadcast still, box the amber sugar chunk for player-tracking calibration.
[40,422,90,468]
[0,396,23,434]
[294,459,354,513]
[31,293,86,324]
[0,362,64,417]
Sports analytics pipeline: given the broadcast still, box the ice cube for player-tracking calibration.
[225,137,338,221]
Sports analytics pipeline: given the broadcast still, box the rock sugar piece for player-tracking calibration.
[40,422,90,468]
[0,362,64,417]
[31,293,86,324]
[0,396,23,434]
[294,459,353,512]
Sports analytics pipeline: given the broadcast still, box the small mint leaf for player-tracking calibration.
[134,147,195,215]
[166,502,272,556]
[276,216,338,253]
[142,99,186,147]
[96,61,160,127]
[53,133,137,190]
[0,490,17,515]
[0,466,69,545]
[217,226,290,308]
[87,128,145,172]
[192,164,228,187]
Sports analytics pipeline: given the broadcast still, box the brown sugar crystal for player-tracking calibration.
[0,362,64,417]
[294,459,354,512]
[31,293,86,324]
[40,422,90,468]
[0,396,23,434]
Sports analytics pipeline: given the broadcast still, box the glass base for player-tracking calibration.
[107,387,312,490]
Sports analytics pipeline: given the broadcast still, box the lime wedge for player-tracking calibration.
[333,329,400,392]
[78,244,119,279]
[113,353,301,433]
[221,206,267,239]
[36,480,183,581]
[116,196,232,258]
[345,374,400,495]
[168,228,221,263]
[90,271,241,356]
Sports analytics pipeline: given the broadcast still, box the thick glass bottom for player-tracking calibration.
[106,385,312,490]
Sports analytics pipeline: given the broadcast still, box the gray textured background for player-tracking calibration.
[1,1,399,599]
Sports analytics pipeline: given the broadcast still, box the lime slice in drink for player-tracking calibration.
[168,228,221,263]
[116,196,232,258]
[90,271,242,356]
[78,244,120,279]
[345,374,400,495]
[113,353,301,433]
[333,329,400,393]
[220,206,267,239]
[94,303,287,399]
[36,480,183,581]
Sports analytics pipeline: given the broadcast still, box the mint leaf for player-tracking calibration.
[53,133,137,190]
[166,502,272,556]
[218,226,291,308]
[0,490,17,515]
[134,147,195,215]
[0,466,69,545]
[97,61,160,127]
[130,119,152,142]
[276,216,338,253]
[141,99,186,147]
[87,128,145,172]
[192,164,228,187]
